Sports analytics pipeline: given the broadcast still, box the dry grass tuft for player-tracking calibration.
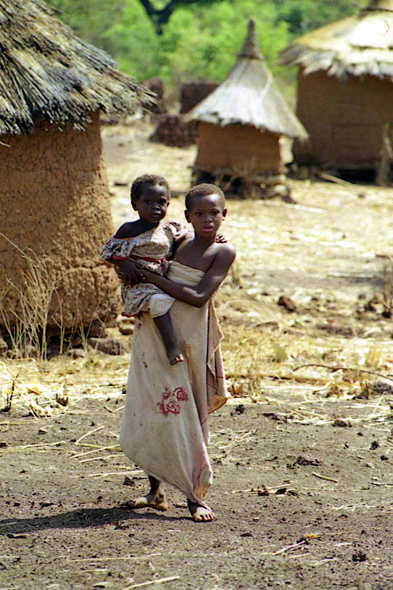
[0,235,71,360]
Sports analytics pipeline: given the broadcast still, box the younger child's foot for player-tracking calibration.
[166,344,184,366]
[187,499,215,522]
[120,490,168,512]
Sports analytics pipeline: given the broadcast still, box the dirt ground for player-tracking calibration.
[1,121,393,590]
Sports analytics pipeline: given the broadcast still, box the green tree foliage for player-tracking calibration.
[116,1,290,83]
[48,0,370,95]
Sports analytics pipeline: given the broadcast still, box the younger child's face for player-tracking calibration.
[134,184,170,225]
[185,193,227,238]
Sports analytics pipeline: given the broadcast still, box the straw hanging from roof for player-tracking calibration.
[366,0,393,12]
[185,19,307,140]
[0,0,152,136]
[279,0,393,78]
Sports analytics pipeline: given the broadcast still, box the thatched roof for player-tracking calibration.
[279,0,393,78]
[185,19,307,140]
[0,0,152,135]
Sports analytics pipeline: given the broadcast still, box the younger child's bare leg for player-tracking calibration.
[120,476,168,511]
[187,499,215,522]
[153,312,184,366]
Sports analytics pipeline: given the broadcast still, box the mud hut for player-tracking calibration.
[279,0,393,177]
[0,0,151,335]
[180,80,219,114]
[185,19,307,197]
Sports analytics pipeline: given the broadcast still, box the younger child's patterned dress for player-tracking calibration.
[100,221,188,317]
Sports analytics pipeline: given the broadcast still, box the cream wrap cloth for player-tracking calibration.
[120,261,229,507]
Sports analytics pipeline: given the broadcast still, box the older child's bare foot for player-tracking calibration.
[167,345,184,366]
[120,490,168,512]
[187,499,215,522]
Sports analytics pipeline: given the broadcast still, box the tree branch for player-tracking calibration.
[138,0,204,35]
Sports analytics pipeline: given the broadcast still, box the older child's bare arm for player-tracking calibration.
[138,244,235,307]
[104,256,143,285]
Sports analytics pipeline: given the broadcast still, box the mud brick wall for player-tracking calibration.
[195,122,284,174]
[180,81,219,114]
[150,114,197,147]
[294,68,393,168]
[142,77,167,116]
[0,112,120,331]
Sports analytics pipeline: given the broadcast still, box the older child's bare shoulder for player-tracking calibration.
[206,242,235,275]
[216,241,236,261]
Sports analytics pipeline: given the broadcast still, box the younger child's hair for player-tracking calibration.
[185,183,225,211]
[131,174,170,205]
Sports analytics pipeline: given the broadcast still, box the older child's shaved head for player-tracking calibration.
[185,183,225,211]
[131,174,170,206]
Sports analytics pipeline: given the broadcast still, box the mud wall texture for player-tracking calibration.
[180,81,219,114]
[0,112,120,332]
[194,123,284,175]
[294,69,393,168]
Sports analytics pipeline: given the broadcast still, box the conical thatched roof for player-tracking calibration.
[0,0,152,135]
[279,0,393,78]
[185,19,307,140]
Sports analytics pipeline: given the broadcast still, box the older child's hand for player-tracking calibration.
[138,269,158,285]
[216,234,227,243]
[114,260,144,285]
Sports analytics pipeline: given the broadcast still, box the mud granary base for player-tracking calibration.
[192,168,290,199]
[0,112,120,333]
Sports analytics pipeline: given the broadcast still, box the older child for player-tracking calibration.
[119,184,236,522]
[100,174,188,365]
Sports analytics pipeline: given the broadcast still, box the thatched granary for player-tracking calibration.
[279,0,393,175]
[185,19,307,197]
[0,0,151,334]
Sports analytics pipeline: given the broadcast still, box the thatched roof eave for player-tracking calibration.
[279,6,393,79]
[279,45,393,78]
[192,114,305,140]
[0,0,153,136]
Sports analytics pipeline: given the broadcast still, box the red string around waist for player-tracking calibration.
[129,254,166,263]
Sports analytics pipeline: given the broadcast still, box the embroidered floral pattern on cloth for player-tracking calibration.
[99,221,188,317]
[157,386,189,416]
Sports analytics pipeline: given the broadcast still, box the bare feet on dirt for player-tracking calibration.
[120,490,169,512]
[187,499,215,522]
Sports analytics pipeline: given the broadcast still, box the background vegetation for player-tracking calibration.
[49,0,369,100]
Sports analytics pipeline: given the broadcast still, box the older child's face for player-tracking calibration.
[185,193,227,238]
[134,184,170,225]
